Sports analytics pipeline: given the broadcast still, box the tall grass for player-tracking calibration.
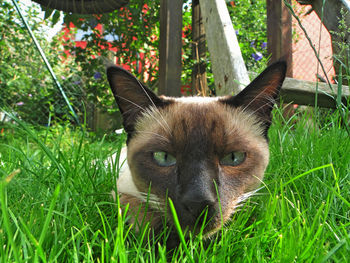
[0,107,349,262]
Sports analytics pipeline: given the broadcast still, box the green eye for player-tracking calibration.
[153,151,176,167]
[220,152,246,166]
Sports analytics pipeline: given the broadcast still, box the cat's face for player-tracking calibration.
[107,62,286,235]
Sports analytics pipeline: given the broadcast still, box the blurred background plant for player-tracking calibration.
[0,0,87,125]
[228,0,269,71]
[0,0,269,130]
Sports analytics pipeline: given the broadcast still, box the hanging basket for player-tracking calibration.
[32,0,129,14]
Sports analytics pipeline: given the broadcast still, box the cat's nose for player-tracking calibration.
[180,187,216,218]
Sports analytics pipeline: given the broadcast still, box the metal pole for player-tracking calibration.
[12,0,81,126]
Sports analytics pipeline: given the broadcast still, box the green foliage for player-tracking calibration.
[0,0,51,124]
[0,0,87,125]
[54,0,162,116]
[228,0,269,71]
[331,7,350,82]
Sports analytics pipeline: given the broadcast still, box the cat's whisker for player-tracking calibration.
[246,99,274,117]
[139,131,170,143]
[236,197,249,205]
[116,94,147,112]
[143,107,172,135]
[254,186,266,193]
[133,77,173,136]
[233,203,245,209]
[152,107,172,135]
[117,94,172,136]
[246,187,265,196]
[245,97,276,121]
[229,208,242,219]
[248,192,268,196]
[138,192,160,200]
[117,190,161,207]
[241,87,276,113]
[138,193,164,207]
[134,77,164,114]
[236,189,261,204]
[221,102,275,140]
[231,188,266,214]
[224,98,276,138]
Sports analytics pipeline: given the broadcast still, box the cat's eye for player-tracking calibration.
[153,151,176,167]
[220,152,246,166]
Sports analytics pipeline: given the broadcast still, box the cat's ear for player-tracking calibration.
[107,66,167,137]
[221,61,287,134]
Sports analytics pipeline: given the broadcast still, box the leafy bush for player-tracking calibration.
[228,0,269,71]
[0,0,87,125]
[54,0,162,116]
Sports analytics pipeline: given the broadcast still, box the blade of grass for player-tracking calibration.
[0,172,21,262]
[168,198,194,263]
[283,164,333,187]
[19,216,47,262]
[337,64,343,108]
[316,178,350,208]
[38,185,60,246]
[49,224,89,262]
[3,111,65,175]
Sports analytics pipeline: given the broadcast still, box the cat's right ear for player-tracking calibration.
[107,66,166,137]
[221,61,287,136]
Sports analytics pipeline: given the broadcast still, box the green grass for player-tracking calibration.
[0,108,349,262]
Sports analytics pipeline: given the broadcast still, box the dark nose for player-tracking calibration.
[181,186,217,218]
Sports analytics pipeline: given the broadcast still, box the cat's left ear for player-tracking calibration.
[221,61,287,134]
[107,66,168,139]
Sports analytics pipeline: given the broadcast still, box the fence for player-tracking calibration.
[291,0,335,83]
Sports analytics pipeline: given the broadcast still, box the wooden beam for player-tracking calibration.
[192,0,208,96]
[280,77,350,108]
[199,0,249,95]
[159,0,182,96]
[266,0,293,77]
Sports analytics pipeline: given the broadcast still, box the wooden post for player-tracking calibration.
[267,0,293,76]
[267,0,293,119]
[159,0,182,96]
[199,0,250,95]
[192,0,207,96]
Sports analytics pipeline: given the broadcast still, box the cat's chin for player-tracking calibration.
[120,195,227,242]
[172,207,219,233]
[188,215,223,237]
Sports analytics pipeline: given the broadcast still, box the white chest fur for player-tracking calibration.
[108,147,142,199]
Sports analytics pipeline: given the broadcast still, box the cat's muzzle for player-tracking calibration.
[175,184,219,231]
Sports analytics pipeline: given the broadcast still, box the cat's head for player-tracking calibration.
[107,62,286,234]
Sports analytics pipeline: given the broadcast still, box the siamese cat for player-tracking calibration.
[106,61,287,244]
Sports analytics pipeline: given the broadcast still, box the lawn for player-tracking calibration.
[0,108,349,262]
